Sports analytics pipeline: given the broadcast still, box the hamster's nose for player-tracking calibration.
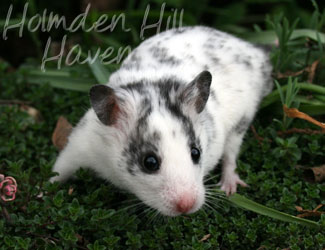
[175,194,196,214]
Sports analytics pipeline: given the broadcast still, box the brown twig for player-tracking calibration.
[277,128,325,136]
[250,125,265,145]
[199,234,211,242]
[313,204,323,212]
[295,204,325,218]
[307,60,319,83]
[275,59,320,83]
[276,69,305,79]
[26,231,60,243]
[0,100,32,105]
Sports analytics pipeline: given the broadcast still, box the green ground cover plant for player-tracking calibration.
[1,0,325,249]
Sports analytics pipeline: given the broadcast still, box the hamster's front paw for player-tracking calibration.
[218,172,247,196]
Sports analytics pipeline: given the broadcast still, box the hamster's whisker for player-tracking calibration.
[119,197,141,205]
[154,212,164,225]
[117,201,148,216]
[206,196,227,209]
[204,183,220,187]
[205,193,228,209]
[120,200,144,210]
[204,200,222,214]
[147,209,160,225]
[201,205,209,216]
[205,197,228,208]
[137,206,154,220]
[204,185,223,190]
[205,197,225,210]
[205,190,227,199]
[204,175,220,183]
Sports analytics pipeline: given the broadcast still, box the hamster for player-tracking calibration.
[51,26,273,216]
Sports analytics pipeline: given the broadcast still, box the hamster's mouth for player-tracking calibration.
[159,205,202,217]
[137,185,205,217]
[153,198,204,217]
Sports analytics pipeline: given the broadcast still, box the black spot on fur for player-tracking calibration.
[217,43,225,49]
[203,65,209,71]
[121,50,142,71]
[121,82,146,94]
[235,116,251,134]
[210,89,218,103]
[204,37,216,50]
[235,54,253,69]
[185,54,196,63]
[150,46,181,65]
[156,80,199,148]
[124,109,161,175]
[204,43,215,50]
[121,50,142,70]
[210,56,220,65]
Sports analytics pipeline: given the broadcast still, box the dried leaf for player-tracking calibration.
[0,100,42,123]
[199,234,211,242]
[276,60,319,83]
[276,69,305,79]
[295,204,325,218]
[283,105,325,129]
[297,212,324,218]
[68,186,74,195]
[20,105,42,122]
[303,165,325,183]
[307,60,319,83]
[295,206,303,212]
[52,116,73,151]
[76,233,83,243]
[313,204,323,212]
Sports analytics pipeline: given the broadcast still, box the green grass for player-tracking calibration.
[1,0,325,249]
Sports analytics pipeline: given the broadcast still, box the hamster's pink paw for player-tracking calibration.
[218,173,247,196]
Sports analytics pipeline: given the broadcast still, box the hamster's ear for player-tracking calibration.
[89,85,121,126]
[180,71,212,113]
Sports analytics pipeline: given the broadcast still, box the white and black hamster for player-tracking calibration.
[51,26,273,216]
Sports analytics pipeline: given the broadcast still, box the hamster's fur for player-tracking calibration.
[52,26,273,216]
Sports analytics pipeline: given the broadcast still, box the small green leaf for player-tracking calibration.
[53,190,65,207]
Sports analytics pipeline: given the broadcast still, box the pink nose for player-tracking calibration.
[176,194,196,214]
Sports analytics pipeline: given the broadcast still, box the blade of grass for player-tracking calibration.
[299,104,325,116]
[25,69,94,92]
[228,193,319,228]
[260,82,325,109]
[243,29,325,45]
[314,95,325,102]
[87,58,110,84]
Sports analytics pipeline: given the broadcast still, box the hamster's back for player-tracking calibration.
[108,26,273,132]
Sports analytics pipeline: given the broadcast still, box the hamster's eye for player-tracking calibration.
[191,147,200,163]
[143,154,160,173]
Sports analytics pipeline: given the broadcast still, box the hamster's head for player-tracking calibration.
[89,71,213,216]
